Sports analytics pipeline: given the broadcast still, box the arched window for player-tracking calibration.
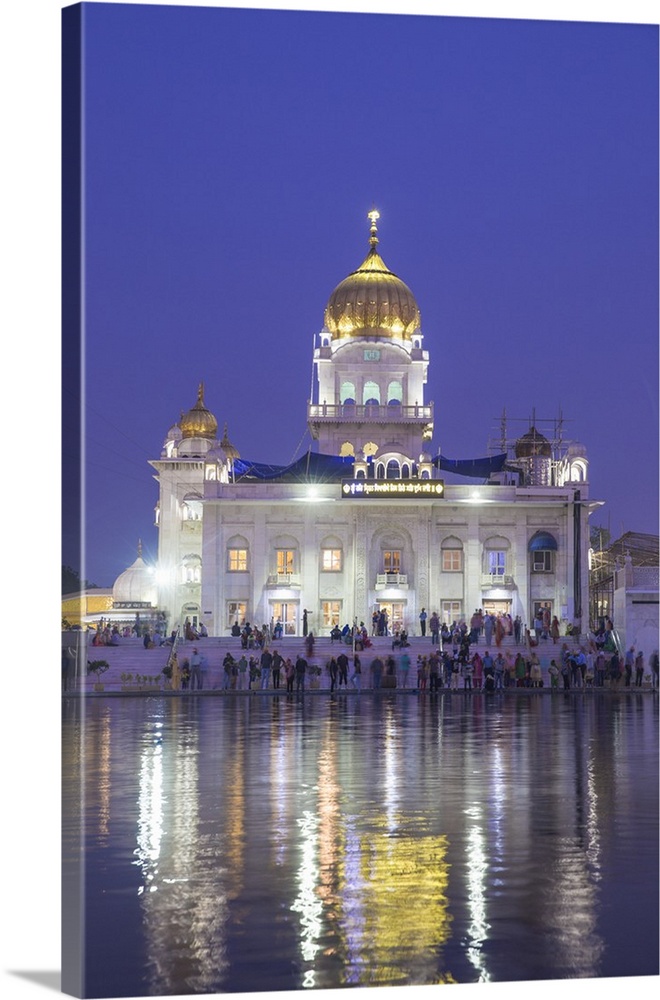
[386,459,400,479]
[387,380,403,404]
[181,493,203,521]
[570,460,587,482]
[340,381,356,405]
[401,462,410,478]
[441,536,464,573]
[529,532,557,573]
[227,535,250,573]
[320,535,343,573]
[181,554,202,585]
[363,380,380,406]
[272,534,299,578]
[483,535,511,576]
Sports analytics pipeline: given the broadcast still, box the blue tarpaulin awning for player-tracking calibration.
[529,531,558,551]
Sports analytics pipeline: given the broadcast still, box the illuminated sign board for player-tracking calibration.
[341,479,445,498]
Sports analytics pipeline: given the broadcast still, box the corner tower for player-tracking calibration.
[308,211,434,478]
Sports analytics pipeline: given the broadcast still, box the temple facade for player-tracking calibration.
[148,213,599,638]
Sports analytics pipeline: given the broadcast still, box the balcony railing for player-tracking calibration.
[375,573,409,589]
[266,573,301,588]
[481,573,515,589]
[308,402,433,423]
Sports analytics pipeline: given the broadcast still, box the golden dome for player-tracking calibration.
[324,211,421,340]
[180,383,218,440]
[514,427,552,459]
[220,423,240,461]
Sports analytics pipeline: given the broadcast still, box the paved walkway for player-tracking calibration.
[63,631,655,695]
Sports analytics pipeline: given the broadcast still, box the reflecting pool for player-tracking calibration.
[62,692,658,997]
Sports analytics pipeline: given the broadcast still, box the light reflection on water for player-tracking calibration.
[62,693,659,997]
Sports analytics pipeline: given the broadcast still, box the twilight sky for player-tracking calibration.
[65,0,658,586]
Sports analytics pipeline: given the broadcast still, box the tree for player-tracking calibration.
[62,565,99,595]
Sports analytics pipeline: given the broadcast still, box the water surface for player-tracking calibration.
[62,692,659,997]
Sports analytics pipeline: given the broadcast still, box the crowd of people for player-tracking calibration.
[91,609,658,696]
[163,635,659,694]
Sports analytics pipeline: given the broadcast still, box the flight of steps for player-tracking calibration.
[62,630,590,694]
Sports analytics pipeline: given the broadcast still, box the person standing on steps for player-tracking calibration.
[189,647,203,690]
[419,608,427,637]
[295,654,307,693]
[350,654,362,691]
[337,650,349,688]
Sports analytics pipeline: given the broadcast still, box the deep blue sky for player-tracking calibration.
[68,1,658,586]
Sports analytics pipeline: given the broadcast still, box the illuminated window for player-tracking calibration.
[228,548,248,572]
[441,537,463,572]
[226,601,247,627]
[488,551,506,576]
[484,536,510,576]
[441,600,463,624]
[383,550,401,574]
[322,601,342,627]
[321,548,342,572]
[277,549,295,575]
[442,549,463,572]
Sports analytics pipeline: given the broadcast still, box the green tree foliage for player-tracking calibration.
[62,565,99,595]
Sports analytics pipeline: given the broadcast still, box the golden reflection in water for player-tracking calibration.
[223,724,246,900]
[317,722,341,905]
[289,708,454,988]
[341,824,452,985]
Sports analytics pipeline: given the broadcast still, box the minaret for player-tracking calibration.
[308,211,434,478]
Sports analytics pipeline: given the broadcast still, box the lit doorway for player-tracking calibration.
[532,601,553,622]
[482,599,512,618]
[376,602,406,634]
[270,601,298,635]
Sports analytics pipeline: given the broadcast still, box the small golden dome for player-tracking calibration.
[324,211,421,340]
[180,383,218,440]
[220,423,240,461]
[514,427,552,459]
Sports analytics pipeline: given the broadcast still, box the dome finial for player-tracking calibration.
[367,208,380,250]
[197,381,205,402]
[137,538,142,558]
